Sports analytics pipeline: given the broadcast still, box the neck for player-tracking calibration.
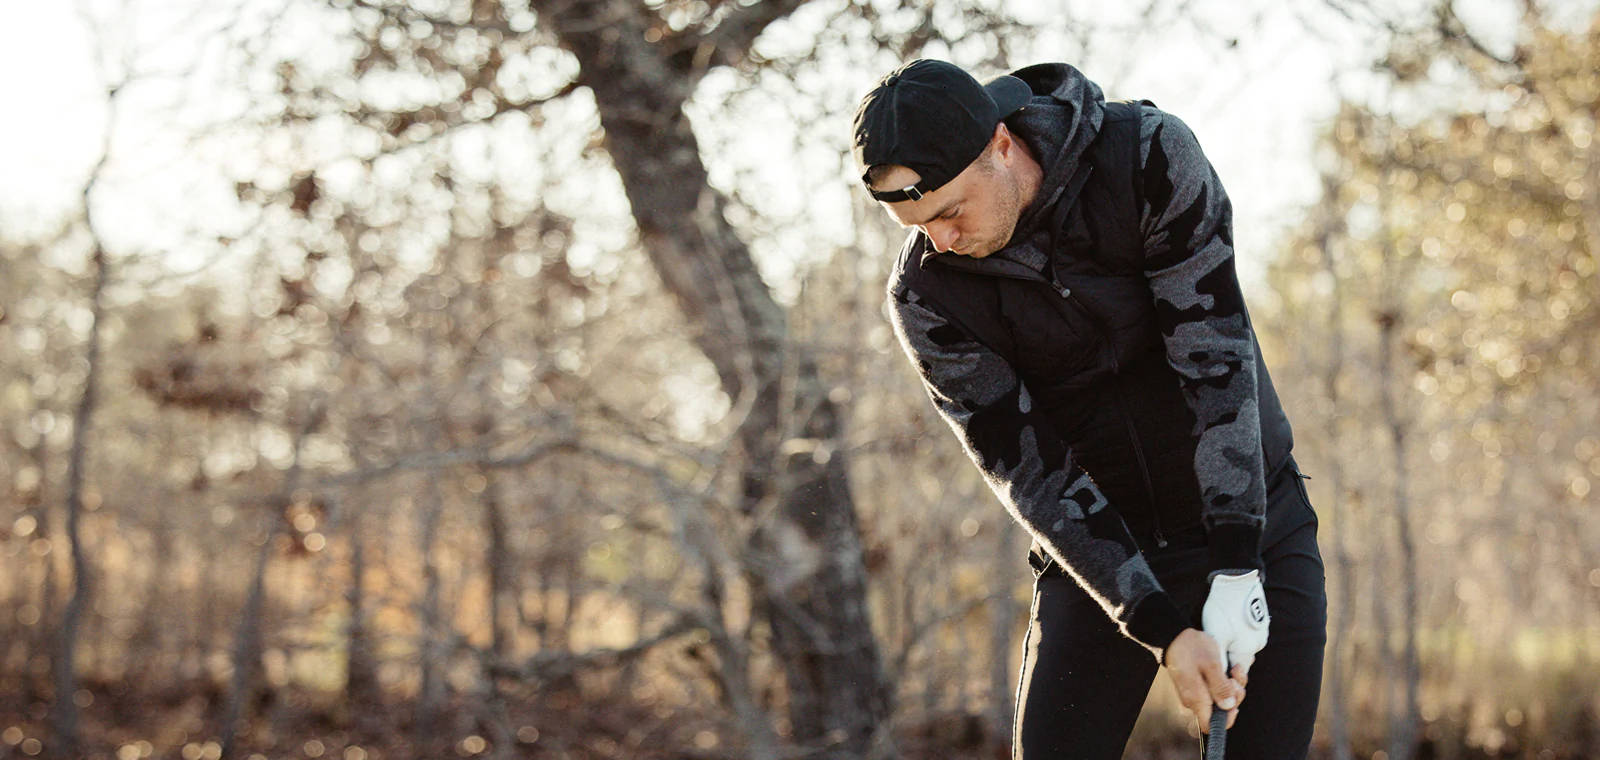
[1012,137,1044,209]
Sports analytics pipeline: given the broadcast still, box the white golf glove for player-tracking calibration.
[1201,570,1270,674]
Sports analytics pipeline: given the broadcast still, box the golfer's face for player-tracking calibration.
[876,158,1017,258]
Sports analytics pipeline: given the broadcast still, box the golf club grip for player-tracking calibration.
[1206,707,1227,760]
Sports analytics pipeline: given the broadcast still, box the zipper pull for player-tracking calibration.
[1154,529,1169,549]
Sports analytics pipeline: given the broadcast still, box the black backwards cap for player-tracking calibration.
[852,59,1031,203]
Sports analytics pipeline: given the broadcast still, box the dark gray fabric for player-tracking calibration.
[886,63,1295,659]
[1012,458,1326,759]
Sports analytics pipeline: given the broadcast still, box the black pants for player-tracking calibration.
[1013,456,1327,759]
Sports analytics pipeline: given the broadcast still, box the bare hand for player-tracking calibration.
[1163,628,1247,733]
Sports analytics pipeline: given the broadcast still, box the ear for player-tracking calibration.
[990,123,1018,166]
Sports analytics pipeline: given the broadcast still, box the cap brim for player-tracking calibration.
[983,74,1031,117]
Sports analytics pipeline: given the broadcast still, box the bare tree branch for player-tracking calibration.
[885,592,1008,687]
[485,614,700,684]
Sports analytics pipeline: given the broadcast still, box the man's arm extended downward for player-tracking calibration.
[887,281,1189,661]
[1139,106,1268,578]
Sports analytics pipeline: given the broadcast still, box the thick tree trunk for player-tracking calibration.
[49,245,107,759]
[745,363,888,756]
[534,3,891,755]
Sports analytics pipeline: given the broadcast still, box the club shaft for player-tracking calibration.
[1206,707,1227,760]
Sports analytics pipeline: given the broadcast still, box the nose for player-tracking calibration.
[925,222,959,253]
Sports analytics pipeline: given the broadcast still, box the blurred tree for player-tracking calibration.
[1262,3,1600,756]
[214,0,1336,756]
[523,3,893,754]
[0,231,73,692]
[31,0,1600,758]
[46,12,129,752]
[241,0,1069,756]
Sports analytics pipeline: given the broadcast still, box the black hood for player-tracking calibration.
[1001,62,1107,255]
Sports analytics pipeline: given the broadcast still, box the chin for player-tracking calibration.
[966,243,1001,258]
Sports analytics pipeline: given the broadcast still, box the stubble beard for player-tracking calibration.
[972,172,1023,258]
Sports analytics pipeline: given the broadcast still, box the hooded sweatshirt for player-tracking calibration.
[884,63,1284,662]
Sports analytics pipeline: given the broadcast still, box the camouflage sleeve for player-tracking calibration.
[888,284,1190,660]
[1138,105,1267,576]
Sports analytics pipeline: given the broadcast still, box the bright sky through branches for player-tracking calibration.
[0,0,1569,295]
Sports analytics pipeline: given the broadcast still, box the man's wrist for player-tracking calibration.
[1127,592,1189,663]
[1159,627,1200,667]
[1208,567,1257,583]
[1206,522,1264,577]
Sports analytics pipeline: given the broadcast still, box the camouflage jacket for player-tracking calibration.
[885,63,1294,661]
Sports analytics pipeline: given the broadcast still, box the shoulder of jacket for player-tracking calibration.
[1142,104,1209,146]
[1102,98,1154,122]
[1084,99,1149,167]
[1089,101,1189,171]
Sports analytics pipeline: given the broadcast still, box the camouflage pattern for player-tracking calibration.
[886,92,1266,660]
[1139,109,1268,535]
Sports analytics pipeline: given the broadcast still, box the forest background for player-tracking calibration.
[2,0,1598,759]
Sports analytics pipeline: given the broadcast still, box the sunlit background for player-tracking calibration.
[1,1,1598,759]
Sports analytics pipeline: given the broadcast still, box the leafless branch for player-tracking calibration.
[365,79,583,156]
[485,613,701,684]
[887,592,1007,685]
[342,0,516,37]
[318,436,576,487]
[1318,0,1408,36]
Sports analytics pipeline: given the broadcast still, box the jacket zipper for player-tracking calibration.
[923,210,1170,549]
[1049,279,1169,549]
[1032,177,1169,551]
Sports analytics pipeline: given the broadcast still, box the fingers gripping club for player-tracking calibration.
[1201,570,1269,758]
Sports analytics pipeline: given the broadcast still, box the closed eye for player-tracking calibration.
[896,202,961,230]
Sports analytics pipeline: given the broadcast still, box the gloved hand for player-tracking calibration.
[1201,570,1270,676]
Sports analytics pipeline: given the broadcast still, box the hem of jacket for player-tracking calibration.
[1128,592,1190,664]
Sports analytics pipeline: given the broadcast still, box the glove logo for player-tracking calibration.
[1248,597,1267,626]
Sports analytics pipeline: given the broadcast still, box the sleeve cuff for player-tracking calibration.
[1125,591,1189,663]
[1207,522,1264,576]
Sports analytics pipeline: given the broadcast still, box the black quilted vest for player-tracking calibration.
[891,100,1295,550]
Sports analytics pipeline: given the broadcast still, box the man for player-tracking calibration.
[852,60,1326,758]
